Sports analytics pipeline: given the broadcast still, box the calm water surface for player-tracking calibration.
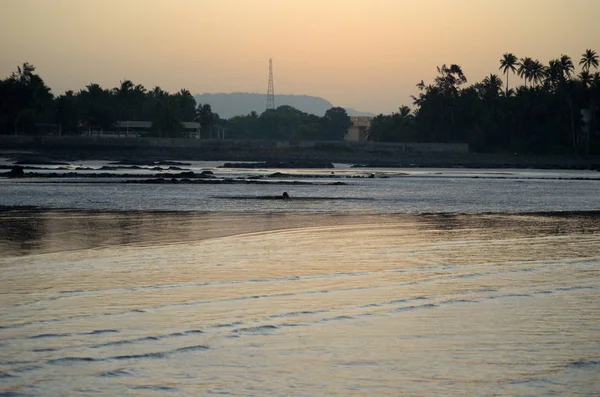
[1,165,599,396]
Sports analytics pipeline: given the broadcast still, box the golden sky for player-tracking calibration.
[1,0,599,114]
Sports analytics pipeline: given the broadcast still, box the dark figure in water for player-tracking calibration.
[282,192,289,199]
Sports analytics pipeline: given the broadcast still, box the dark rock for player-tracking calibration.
[8,166,25,178]
[179,171,195,178]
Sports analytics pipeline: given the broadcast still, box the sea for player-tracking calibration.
[1,160,599,396]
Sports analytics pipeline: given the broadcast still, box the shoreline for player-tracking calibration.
[1,146,600,171]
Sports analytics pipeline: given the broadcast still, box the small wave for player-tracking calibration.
[0,371,17,379]
[280,323,305,327]
[268,309,327,319]
[566,359,600,368]
[90,336,160,348]
[556,286,596,292]
[90,329,203,349]
[28,333,72,339]
[85,329,119,335]
[442,299,478,304]
[97,369,133,378]
[488,293,532,299]
[393,303,438,312]
[320,315,354,323]
[48,357,99,365]
[184,329,204,335]
[129,385,179,392]
[112,345,209,360]
[455,272,483,279]
[31,348,59,353]
[339,361,380,366]
[234,325,278,333]
[209,321,243,329]
[163,329,204,338]
[473,288,498,293]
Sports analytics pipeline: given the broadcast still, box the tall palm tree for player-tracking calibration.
[113,80,134,137]
[517,57,533,87]
[579,49,599,72]
[499,53,518,96]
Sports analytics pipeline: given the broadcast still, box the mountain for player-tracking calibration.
[194,92,375,118]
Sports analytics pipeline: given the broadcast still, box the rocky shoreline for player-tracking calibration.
[1,145,600,171]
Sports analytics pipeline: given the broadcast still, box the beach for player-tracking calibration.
[1,162,600,395]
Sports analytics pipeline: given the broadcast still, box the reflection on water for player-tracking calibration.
[0,210,599,396]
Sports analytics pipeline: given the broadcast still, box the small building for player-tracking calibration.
[345,116,372,141]
[114,121,152,137]
[182,122,201,138]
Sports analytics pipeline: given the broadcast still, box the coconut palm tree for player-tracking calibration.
[529,60,546,87]
[579,49,599,72]
[398,105,412,119]
[559,55,574,80]
[517,57,533,87]
[545,59,563,90]
[499,53,518,96]
[481,74,504,99]
[579,70,592,88]
[113,80,134,136]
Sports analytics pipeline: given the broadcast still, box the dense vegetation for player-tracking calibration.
[0,65,351,141]
[1,49,599,155]
[369,50,600,155]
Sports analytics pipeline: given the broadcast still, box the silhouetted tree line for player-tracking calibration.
[0,64,351,141]
[226,106,351,141]
[368,50,600,155]
[0,65,223,138]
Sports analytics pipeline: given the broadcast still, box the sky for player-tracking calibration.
[1,0,599,114]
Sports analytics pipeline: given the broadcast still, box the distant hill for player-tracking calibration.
[194,92,375,119]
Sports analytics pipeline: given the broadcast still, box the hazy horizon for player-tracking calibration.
[1,0,599,114]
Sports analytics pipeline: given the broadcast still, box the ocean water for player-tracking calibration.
[1,164,600,396]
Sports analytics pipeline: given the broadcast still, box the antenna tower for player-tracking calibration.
[266,58,275,110]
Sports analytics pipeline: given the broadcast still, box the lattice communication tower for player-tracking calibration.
[266,58,275,110]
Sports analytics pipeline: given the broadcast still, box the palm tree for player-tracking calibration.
[398,105,412,119]
[529,60,546,87]
[517,57,533,87]
[579,49,599,72]
[113,80,134,136]
[481,74,503,99]
[559,55,574,80]
[499,53,518,96]
[579,70,592,88]
[546,59,563,90]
